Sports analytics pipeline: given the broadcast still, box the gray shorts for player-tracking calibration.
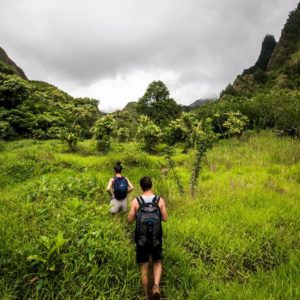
[109,197,127,213]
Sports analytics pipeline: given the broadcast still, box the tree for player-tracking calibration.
[59,125,82,152]
[71,98,101,138]
[164,119,186,146]
[164,112,208,151]
[0,120,17,140]
[0,74,30,109]
[117,127,131,142]
[92,115,116,153]
[136,115,161,153]
[136,80,182,126]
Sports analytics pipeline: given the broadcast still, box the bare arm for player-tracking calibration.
[128,198,139,223]
[106,178,114,197]
[126,177,134,193]
[159,198,168,222]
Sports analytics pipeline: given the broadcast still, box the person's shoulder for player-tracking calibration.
[157,196,165,205]
[131,197,139,207]
[132,196,139,202]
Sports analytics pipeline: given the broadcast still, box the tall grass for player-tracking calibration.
[0,131,299,299]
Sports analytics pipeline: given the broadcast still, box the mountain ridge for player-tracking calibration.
[0,47,27,79]
[221,2,300,98]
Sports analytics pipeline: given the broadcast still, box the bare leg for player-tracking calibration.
[140,263,149,297]
[153,260,162,286]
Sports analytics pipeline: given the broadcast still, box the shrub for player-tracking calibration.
[0,120,17,140]
[136,115,161,153]
[59,125,82,152]
[190,118,219,196]
[92,115,116,153]
[223,111,249,138]
[117,127,131,142]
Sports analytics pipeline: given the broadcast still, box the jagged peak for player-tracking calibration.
[242,34,277,75]
[0,47,27,79]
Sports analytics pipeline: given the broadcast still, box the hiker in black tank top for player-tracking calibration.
[106,161,134,214]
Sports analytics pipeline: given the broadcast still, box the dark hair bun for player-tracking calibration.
[114,161,123,173]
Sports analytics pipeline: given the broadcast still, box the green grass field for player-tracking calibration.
[0,131,299,299]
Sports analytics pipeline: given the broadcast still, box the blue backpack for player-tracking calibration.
[113,176,128,200]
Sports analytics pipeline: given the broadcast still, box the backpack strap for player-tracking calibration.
[137,196,145,207]
[152,195,162,220]
[152,195,160,204]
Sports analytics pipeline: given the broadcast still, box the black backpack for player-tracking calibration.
[135,195,162,247]
[113,177,128,200]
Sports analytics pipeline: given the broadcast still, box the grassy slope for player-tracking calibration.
[0,132,299,299]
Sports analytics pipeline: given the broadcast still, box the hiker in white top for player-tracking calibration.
[128,176,168,300]
[106,161,134,214]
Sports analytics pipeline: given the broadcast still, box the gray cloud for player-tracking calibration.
[0,0,299,110]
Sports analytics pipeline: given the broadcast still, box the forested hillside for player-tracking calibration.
[0,49,102,141]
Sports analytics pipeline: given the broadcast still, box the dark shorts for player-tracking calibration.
[136,244,163,264]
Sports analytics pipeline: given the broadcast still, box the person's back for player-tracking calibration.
[128,176,167,300]
[135,194,162,249]
[106,161,134,214]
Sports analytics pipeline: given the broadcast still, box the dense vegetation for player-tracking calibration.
[0,132,299,299]
[0,66,102,141]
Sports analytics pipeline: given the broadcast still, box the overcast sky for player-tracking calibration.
[1,0,299,111]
